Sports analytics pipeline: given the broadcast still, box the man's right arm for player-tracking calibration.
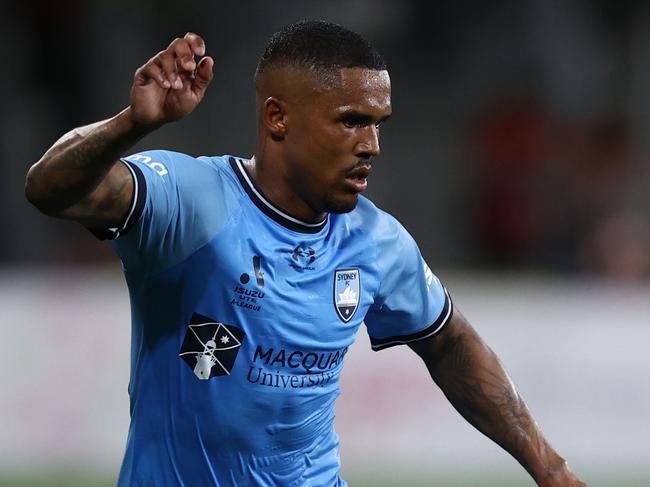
[25,33,214,228]
[25,110,149,228]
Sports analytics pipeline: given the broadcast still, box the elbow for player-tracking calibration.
[24,165,41,206]
[24,163,56,216]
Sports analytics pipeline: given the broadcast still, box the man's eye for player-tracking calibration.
[343,120,363,128]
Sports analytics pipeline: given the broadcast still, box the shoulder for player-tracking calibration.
[348,196,408,247]
[110,153,248,273]
[123,150,242,192]
[195,154,244,190]
[123,149,229,173]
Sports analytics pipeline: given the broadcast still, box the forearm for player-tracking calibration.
[25,107,151,214]
[422,320,570,485]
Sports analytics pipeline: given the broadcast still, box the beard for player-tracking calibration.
[322,191,360,214]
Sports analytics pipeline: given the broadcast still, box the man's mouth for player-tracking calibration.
[344,164,371,192]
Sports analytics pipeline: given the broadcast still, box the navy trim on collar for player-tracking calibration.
[229,157,328,234]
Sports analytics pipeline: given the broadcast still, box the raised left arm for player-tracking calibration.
[409,308,587,487]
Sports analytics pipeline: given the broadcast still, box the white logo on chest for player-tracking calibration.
[334,268,360,322]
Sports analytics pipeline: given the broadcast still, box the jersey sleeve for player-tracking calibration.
[364,215,453,351]
[94,150,233,274]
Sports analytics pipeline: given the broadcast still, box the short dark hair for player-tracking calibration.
[255,20,386,85]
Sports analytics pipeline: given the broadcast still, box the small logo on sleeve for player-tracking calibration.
[334,268,360,322]
[125,154,168,177]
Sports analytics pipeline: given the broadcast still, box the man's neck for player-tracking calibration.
[243,155,326,224]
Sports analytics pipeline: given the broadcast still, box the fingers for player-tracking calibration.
[168,37,196,75]
[135,56,170,89]
[192,56,214,95]
[155,48,182,89]
[183,32,206,57]
[136,33,208,90]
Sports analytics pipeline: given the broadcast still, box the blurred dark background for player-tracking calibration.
[1,3,649,486]
[3,0,648,279]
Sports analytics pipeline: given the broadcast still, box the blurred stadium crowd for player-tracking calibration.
[2,0,648,281]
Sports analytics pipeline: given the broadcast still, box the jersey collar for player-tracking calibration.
[229,157,328,234]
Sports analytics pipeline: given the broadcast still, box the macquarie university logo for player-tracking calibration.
[334,268,360,322]
[179,313,245,380]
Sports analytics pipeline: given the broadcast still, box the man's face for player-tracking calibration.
[282,68,392,216]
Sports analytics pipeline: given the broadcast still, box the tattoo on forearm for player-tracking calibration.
[435,332,546,464]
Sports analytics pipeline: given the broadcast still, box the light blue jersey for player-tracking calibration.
[100,150,452,486]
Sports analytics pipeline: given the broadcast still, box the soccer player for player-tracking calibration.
[25,21,587,487]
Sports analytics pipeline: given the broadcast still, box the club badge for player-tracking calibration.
[334,268,360,322]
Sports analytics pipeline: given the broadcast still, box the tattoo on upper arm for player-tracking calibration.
[65,161,132,226]
[95,166,132,213]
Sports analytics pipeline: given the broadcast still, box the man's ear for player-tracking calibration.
[263,97,288,142]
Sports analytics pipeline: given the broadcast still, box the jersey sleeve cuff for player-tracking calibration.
[369,287,453,351]
[88,160,147,241]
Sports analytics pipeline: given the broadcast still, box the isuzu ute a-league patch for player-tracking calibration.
[334,268,360,322]
[179,313,246,380]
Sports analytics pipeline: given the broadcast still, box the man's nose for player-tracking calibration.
[355,125,381,158]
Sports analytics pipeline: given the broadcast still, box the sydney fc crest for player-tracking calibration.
[179,313,245,380]
[334,268,360,322]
